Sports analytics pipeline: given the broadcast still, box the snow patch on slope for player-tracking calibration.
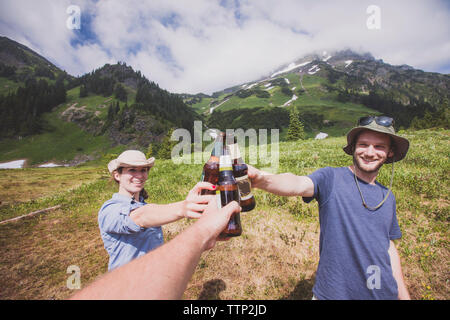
[271,61,312,78]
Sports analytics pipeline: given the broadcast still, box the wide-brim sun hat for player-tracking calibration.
[107,150,155,173]
[343,116,410,163]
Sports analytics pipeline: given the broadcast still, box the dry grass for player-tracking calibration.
[161,195,321,300]
[0,167,102,208]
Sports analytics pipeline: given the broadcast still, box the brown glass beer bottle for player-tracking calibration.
[200,134,223,195]
[217,144,242,238]
[226,134,256,212]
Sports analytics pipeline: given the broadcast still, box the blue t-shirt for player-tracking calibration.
[98,193,164,270]
[303,166,402,300]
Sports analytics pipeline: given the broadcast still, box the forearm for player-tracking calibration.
[130,201,185,228]
[388,240,411,300]
[253,172,314,197]
[71,221,207,300]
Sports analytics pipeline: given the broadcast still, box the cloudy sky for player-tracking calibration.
[0,0,449,94]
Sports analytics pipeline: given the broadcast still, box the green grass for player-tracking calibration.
[65,85,136,120]
[0,128,447,300]
[0,112,112,166]
[189,72,378,138]
[189,97,214,114]
[218,95,271,111]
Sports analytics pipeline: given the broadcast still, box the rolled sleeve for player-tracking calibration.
[98,202,142,234]
[302,167,333,204]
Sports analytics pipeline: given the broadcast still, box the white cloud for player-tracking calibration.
[0,0,449,94]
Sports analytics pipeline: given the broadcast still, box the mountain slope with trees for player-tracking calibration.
[186,50,449,137]
[0,36,201,165]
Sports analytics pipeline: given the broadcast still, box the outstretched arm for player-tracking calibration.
[247,165,314,197]
[71,199,240,300]
[130,182,215,228]
[388,240,411,300]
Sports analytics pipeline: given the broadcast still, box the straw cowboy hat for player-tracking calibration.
[343,116,410,163]
[107,150,155,173]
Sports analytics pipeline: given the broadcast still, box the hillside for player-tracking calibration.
[185,50,450,137]
[1,37,449,166]
[0,37,200,166]
[61,62,200,145]
[0,36,71,89]
[0,128,448,300]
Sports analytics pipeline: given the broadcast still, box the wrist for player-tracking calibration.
[187,220,214,251]
[253,171,269,190]
[179,200,188,219]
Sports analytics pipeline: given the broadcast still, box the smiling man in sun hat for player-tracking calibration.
[247,116,411,300]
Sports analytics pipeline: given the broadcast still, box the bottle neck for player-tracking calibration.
[219,154,234,179]
[208,138,223,162]
[229,142,244,164]
[219,154,232,170]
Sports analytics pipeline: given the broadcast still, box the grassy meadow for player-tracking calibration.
[0,128,448,300]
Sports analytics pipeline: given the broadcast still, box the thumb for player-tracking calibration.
[220,201,241,220]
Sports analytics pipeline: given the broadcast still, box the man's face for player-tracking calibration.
[353,130,394,174]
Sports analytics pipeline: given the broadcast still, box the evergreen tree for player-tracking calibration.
[157,128,176,159]
[287,107,305,140]
[146,143,154,159]
[114,83,127,102]
[79,84,88,98]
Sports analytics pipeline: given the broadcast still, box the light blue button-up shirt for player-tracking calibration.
[98,193,164,270]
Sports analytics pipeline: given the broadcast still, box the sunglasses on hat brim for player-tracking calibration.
[358,116,394,127]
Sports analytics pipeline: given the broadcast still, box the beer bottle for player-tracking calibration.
[226,134,256,212]
[200,134,222,195]
[217,144,242,238]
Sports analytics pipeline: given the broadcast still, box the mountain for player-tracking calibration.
[0,36,200,165]
[0,35,448,165]
[186,49,449,136]
[62,62,200,145]
[0,37,199,139]
[0,36,72,89]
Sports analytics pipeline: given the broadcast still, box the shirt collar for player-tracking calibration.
[112,193,145,204]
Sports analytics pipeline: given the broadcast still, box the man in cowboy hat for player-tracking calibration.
[248,116,411,300]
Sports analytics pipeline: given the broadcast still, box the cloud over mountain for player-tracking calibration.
[1,0,449,94]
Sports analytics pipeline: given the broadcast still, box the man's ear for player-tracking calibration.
[388,147,395,159]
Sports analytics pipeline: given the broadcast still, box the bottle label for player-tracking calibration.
[235,175,253,200]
